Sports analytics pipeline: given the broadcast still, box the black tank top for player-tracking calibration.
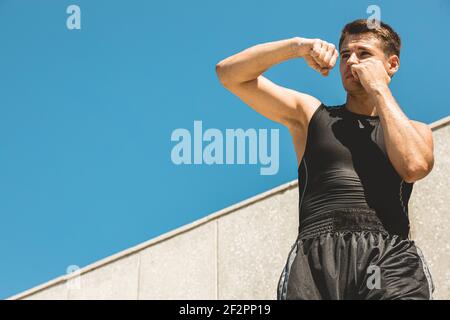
[297,103,413,237]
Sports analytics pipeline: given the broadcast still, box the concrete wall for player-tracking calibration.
[8,116,450,300]
[409,118,450,299]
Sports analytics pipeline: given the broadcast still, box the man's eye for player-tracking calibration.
[361,52,371,56]
[341,54,349,58]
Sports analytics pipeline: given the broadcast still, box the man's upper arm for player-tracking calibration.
[221,75,321,128]
[410,120,434,152]
[410,120,435,174]
[410,120,434,160]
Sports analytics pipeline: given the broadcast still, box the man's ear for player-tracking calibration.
[387,55,400,77]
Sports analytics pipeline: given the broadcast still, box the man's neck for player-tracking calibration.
[345,92,379,117]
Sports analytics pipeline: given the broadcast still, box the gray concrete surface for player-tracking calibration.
[8,116,449,300]
[409,121,450,299]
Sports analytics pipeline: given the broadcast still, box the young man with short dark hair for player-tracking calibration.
[216,19,434,300]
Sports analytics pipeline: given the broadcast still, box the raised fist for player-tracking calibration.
[295,38,339,76]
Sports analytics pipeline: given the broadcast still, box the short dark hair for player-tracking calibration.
[338,19,402,58]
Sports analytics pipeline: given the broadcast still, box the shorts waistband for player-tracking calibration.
[298,208,389,240]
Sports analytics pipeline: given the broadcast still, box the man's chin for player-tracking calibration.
[344,77,362,86]
[343,82,365,94]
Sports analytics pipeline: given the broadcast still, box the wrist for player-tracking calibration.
[290,37,310,58]
[368,83,390,95]
[368,84,391,105]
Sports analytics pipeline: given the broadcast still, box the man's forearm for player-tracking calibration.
[369,87,433,181]
[216,37,303,85]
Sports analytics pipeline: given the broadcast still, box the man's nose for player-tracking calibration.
[346,52,359,65]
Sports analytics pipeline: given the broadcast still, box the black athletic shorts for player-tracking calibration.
[277,208,435,300]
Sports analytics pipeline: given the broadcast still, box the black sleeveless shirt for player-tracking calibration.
[297,103,413,237]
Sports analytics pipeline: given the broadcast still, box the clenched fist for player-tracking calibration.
[293,38,339,76]
[350,58,391,92]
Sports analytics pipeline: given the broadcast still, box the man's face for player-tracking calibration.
[339,34,392,93]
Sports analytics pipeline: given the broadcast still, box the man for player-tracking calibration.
[215,19,435,300]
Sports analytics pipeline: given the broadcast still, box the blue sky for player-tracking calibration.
[0,0,448,299]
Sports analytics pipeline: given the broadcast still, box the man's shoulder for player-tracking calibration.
[409,119,428,127]
[409,119,433,148]
[409,119,431,134]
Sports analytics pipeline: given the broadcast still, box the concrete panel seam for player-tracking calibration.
[137,252,142,300]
